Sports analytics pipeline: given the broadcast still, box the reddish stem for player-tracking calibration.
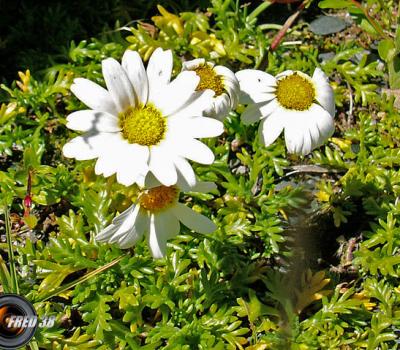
[270,0,307,51]
[23,168,32,217]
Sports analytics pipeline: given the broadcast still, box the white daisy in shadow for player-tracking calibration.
[236,68,335,155]
[182,58,239,120]
[63,48,223,187]
[95,174,217,258]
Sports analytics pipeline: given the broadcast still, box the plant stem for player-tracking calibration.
[29,340,39,350]
[248,1,273,22]
[270,0,309,51]
[259,23,283,30]
[348,0,388,38]
[35,255,125,303]
[4,205,19,294]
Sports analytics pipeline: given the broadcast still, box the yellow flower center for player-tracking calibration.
[119,103,166,146]
[139,186,178,212]
[275,73,315,111]
[193,65,224,96]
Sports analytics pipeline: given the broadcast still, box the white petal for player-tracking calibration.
[301,106,325,149]
[93,135,149,182]
[241,103,265,124]
[241,92,275,105]
[70,78,118,116]
[94,154,117,177]
[214,65,238,86]
[116,144,150,186]
[148,211,180,258]
[95,224,118,242]
[66,110,119,132]
[309,103,335,144]
[259,111,285,146]
[188,117,224,138]
[136,174,146,187]
[241,99,279,125]
[168,115,224,139]
[177,139,215,164]
[308,123,321,149]
[149,145,178,186]
[235,69,276,104]
[207,94,231,120]
[93,133,128,177]
[112,205,136,226]
[172,90,215,118]
[118,209,148,249]
[281,105,333,155]
[194,116,224,138]
[95,204,141,244]
[150,71,200,116]
[312,68,335,117]
[147,48,173,102]
[63,132,108,160]
[116,165,147,187]
[300,128,313,155]
[174,156,196,187]
[109,205,140,244]
[102,57,135,112]
[221,77,240,109]
[215,65,240,109]
[182,58,205,70]
[275,70,294,80]
[122,50,148,105]
[171,203,216,233]
[285,124,304,154]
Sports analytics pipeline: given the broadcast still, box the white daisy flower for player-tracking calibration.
[63,48,224,187]
[95,174,217,258]
[182,58,239,120]
[236,68,335,155]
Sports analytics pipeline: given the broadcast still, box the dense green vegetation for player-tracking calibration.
[0,0,399,349]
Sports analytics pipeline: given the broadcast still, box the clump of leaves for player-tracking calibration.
[0,0,400,349]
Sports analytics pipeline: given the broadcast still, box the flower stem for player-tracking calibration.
[4,205,19,294]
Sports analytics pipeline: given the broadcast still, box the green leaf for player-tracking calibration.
[113,283,139,309]
[378,39,396,62]
[235,290,279,322]
[318,0,353,9]
[360,18,378,37]
[81,293,113,340]
[35,260,78,294]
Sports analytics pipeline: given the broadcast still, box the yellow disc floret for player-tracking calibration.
[119,103,166,146]
[139,186,178,212]
[275,73,315,111]
[193,64,225,96]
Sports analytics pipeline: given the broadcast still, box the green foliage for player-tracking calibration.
[0,0,399,349]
